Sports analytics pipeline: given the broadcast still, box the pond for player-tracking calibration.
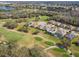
[0,6,15,11]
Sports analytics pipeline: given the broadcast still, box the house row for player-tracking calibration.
[28,20,77,40]
[48,20,77,31]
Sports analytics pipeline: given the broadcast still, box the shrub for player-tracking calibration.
[14,47,30,57]
[44,41,54,46]
[34,37,42,41]
[53,48,65,52]
[3,21,18,29]
[32,30,39,35]
[17,25,28,33]
[16,19,27,23]
[29,45,48,57]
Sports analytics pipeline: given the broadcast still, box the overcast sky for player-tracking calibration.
[0,0,79,1]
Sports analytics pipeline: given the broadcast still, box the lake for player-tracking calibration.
[0,6,15,11]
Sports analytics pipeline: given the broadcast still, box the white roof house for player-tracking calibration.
[28,21,34,27]
[69,25,76,30]
[28,21,38,28]
[57,28,67,36]
[56,22,61,26]
[46,24,52,32]
[38,22,47,30]
[48,20,57,25]
[71,31,79,36]
[76,27,79,31]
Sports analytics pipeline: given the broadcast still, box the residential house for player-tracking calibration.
[37,22,47,30]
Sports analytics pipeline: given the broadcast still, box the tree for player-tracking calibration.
[3,21,18,29]
[32,30,40,35]
[14,47,30,57]
[28,45,48,57]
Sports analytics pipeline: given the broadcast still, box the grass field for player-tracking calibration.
[27,16,49,22]
[0,27,24,42]
[39,16,49,21]
[0,27,34,48]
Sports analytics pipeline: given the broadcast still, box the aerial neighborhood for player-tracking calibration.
[0,1,79,57]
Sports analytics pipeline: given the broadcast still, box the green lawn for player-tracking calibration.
[27,16,49,22]
[27,17,35,22]
[0,27,36,48]
[53,48,66,52]
[39,16,49,21]
[0,27,25,42]
[50,48,70,57]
